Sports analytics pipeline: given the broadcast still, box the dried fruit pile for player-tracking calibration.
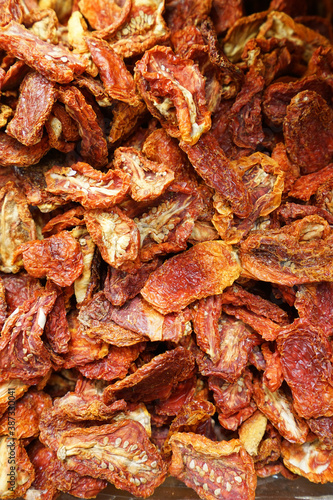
[0,0,333,499]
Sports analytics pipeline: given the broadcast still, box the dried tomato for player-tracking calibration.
[0,21,86,83]
[141,241,241,314]
[6,71,56,146]
[104,346,195,404]
[19,231,84,287]
[135,46,211,146]
[283,90,333,174]
[169,433,257,500]
[277,320,333,419]
[84,207,140,268]
[57,419,167,497]
[45,161,130,209]
[113,146,175,202]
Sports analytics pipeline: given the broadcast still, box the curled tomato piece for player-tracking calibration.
[84,207,140,268]
[19,231,84,287]
[104,346,195,404]
[79,0,131,33]
[0,436,35,499]
[0,21,86,83]
[0,389,51,439]
[284,90,333,174]
[0,288,56,384]
[0,181,37,273]
[28,440,108,500]
[106,0,169,58]
[282,439,333,483]
[196,315,261,382]
[240,215,333,286]
[253,377,308,444]
[0,131,50,168]
[135,45,211,146]
[57,419,167,498]
[136,188,204,262]
[6,71,56,146]
[277,320,333,419]
[181,132,252,219]
[141,241,241,314]
[104,258,161,307]
[86,37,140,106]
[169,433,257,500]
[192,295,223,364]
[45,162,130,209]
[113,147,174,202]
[212,152,285,244]
[57,86,108,168]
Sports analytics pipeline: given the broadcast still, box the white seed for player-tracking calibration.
[235,476,242,483]
[61,56,68,62]
[102,437,108,445]
[216,476,222,484]
[45,55,52,60]
[134,478,141,486]
[189,459,195,470]
[150,461,157,468]
[203,463,208,472]
[203,484,208,492]
[109,463,114,471]
[226,482,231,492]
[100,461,107,469]
[115,438,122,447]
[214,489,221,496]
[123,440,129,448]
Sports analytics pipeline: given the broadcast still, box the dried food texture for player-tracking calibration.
[78,0,131,33]
[283,90,333,174]
[135,46,211,145]
[113,147,175,202]
[0,22,87,83]
[281,439,333,483]
[6,71,56,146]
[277,320,333,419]
[0,288,56,384]
[57,419,167,497]
[0,436,35,498]
[0,132,50,168]
[181,132,252,218]
[104,258,161,307]
[252,377,308,443]
[86,37,141,106]
[0,182,37,273]
[27,440,108,500]
[84,207,140,268]
[0,389,52,438]
[57,86,108,168]
[105,0,169,59]
[19,231,84,287]
[240,215,333,286]
[212,152,285,244]
[196,314,261,382]
[169,433,257,500]
[104,346,195,404]
[45,162,130,209]
[141,241,241,314]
